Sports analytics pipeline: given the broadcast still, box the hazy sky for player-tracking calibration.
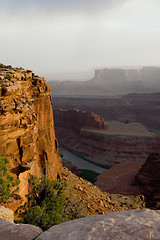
[1,0,160,76]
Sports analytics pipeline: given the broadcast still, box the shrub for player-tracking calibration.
[19,176,70,230]
[0,156,20,202]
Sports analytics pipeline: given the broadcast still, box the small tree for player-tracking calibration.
[19,176,69,230]
[0,156,20,202]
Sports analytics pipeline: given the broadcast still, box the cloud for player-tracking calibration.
[1,0,160,74]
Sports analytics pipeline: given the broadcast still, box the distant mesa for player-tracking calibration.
[48,66,160,96]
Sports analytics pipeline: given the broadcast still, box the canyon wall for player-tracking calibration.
[52,92,160,130]
[54,109,107,134]
[0,67,61,200]
[135,153,160,208]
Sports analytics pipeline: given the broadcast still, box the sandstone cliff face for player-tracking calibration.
[0,67,61,200]
[135,153,160,208]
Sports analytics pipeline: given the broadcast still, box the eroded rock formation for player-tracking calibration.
[135,153,160,208]
[0,67,61,201]
[54,109,107,134]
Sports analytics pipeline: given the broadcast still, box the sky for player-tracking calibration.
[0,0,160,77]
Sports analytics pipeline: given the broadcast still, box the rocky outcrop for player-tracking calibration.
[0,218,42,240]
[135,153,160,208]
[54,109,107,134]
[36,209,160,240]
[0,206,14,222]
[0,67,61,202]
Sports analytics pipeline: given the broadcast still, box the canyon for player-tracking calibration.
[52,92,160,130]
[54,109,160,166]
[1,65,160,239]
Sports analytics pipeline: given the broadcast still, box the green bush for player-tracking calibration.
[0,156,20,202]
[19,176,70,230]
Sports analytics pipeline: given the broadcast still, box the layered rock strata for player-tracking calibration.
[0,67,61,200]
[54,109,160,165]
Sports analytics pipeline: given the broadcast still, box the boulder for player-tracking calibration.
[0,218,42,240]
[0,206,14,222]
[36,209,160,240]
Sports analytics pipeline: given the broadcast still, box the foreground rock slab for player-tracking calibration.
[37,209,160,240]
[0,218,42,240]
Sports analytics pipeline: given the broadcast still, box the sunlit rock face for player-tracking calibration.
[0,67,61,200]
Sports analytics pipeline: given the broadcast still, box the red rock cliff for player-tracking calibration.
[0,67,61,199]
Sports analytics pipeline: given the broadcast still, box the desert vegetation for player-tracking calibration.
[0,156,20,202]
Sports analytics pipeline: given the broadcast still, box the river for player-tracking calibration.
[60,148,106,174]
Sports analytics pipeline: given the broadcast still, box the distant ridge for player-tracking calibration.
[48,66,160,96]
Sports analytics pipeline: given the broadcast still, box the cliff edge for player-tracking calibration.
[0,66,61,201]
